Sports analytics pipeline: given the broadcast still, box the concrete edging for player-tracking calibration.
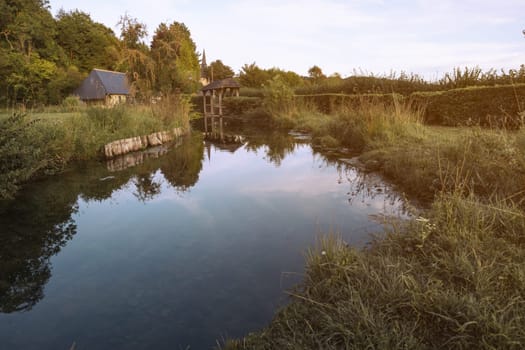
[103,127,186,158]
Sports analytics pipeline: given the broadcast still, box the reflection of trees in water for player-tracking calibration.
[0,183,78,313]
[0,134,206,313]
[160,134,204,192]
[133,173,162,202]
[196,118,302,167]
[244,130,300,166]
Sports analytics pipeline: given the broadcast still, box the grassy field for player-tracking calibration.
[222,97,525,349]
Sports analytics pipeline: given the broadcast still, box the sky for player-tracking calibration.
[48,0,524,79]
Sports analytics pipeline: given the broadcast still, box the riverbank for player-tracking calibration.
[222,100,525,349]
[0,97,191,200]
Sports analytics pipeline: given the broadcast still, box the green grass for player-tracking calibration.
[221,96,525,349]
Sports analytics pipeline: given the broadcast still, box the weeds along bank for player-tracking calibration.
[0,96,191,200]
[224,194,525,349]
[222,91,525,349]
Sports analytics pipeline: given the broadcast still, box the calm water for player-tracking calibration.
[0,121,406,349]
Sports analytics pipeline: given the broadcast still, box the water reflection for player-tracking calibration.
[0,185,77,313]
[0,135,204,314]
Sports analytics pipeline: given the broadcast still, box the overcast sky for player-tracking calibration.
[49,0,524,79]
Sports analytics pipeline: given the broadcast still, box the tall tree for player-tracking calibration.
[116,14,154,100]
[56,10,119,72]
[239,62,272,88]
[150,21,200,94]
[308,65,326,83]
[0,0,70,105]
[207,59,234,81]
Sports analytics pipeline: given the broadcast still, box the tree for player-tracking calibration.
[116,14,154,100]
[0,0,71,105]
[56,10,119,72]
[150,21,200,94]
[308,65,326,82]
[239,62,272,88]
[207,60,234,81]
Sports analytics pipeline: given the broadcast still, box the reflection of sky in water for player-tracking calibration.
[0,138,406,350]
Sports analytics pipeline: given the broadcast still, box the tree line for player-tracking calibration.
[0,0,203,107]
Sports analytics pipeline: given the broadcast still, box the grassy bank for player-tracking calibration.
[0,96,191,200]
[222,97,525,349]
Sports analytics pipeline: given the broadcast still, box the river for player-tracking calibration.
[0,119,406,349]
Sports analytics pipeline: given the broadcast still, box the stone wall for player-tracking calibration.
[103,127,186,158]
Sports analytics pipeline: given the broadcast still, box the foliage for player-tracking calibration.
[307,65,326,83]
[150,21,200,94]
[116,14,154,101]
[206,59,235,81]
[263,75,295,117]
[239,62,304,89]
[223,96,263,115]
[55,9,119,72]
[239,62,272,88]
[0,113,44,199]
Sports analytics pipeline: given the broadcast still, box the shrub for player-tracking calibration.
[263,76,295,117]
[223,96,262,115]
[0,113,45,199]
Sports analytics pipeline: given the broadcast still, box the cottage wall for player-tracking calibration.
[106,94,127,106]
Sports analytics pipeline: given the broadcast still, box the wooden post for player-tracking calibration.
[218,88,223,116]
[219,117,224,141]
[203,92,207,116]
[211,90,215,115]
[235,88,239,97]
[204,114,208,133]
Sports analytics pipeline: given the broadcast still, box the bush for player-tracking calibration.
[0,113,45,199]
[223,96,262,115]
[263,76,295,117]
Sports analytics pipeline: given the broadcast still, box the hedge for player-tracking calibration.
[410,84,525,127]
[296,85,525,128]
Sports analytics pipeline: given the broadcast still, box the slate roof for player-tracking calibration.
[201,78,240,91]
[75,69,130,100]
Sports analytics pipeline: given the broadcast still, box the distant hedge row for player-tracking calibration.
[191,84,525,128]
[411,84,525,127]
[296,84,525,128]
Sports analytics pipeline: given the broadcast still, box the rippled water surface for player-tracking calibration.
[0,121,406,349]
